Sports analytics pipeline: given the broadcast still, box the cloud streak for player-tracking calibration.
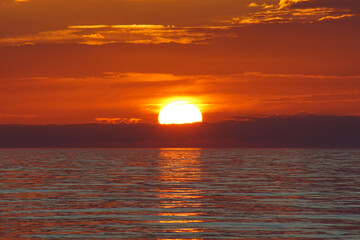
[1,72,359,124]
[224,0,358,25]
[95,117,142,124]
[0,24,230,46]
[0,1,358,46]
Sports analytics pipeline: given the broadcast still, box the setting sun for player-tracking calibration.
[158,101,202,125]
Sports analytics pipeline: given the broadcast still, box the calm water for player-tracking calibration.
[0,149,359,239]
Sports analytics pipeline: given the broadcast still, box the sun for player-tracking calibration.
[158,101,203,124]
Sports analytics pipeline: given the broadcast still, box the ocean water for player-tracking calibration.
[0,149,359,239]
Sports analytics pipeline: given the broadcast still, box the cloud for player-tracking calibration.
[95,117,142,124]
[286,0,360,11]
[318,14,355,21]
[1,1,357,47]
[0,29,82,46]
[279,0,309,9]
[249,3,275,9]
[0,24,229,46]
[1,72,360,124]
[224,0,358,24]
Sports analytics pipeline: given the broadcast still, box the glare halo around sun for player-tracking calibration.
[158,101,203,124]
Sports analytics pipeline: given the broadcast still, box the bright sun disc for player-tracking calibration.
[158,101,203,124]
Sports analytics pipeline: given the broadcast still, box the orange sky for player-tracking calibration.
[0,0,359,124]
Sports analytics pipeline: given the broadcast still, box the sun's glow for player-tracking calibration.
[158,101,203,124]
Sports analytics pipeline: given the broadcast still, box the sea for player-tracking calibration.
[0,149,359,239]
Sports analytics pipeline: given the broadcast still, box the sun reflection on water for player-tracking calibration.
[1,149,359,239]
[156,148,205,238]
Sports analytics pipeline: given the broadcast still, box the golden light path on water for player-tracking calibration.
[156,149,204,236]
[0,149,359,239]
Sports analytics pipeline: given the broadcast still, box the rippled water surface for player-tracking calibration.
[0,149,359,239]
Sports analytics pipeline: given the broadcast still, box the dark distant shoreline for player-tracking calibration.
[1,115,360,148]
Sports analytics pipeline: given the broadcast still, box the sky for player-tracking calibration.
[0,0,359,124]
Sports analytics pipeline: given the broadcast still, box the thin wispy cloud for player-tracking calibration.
[95,117,142,124]
[0,24,229,46]
[1,72,359,123]
[279,0,309,9]
[223,0,358,25]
